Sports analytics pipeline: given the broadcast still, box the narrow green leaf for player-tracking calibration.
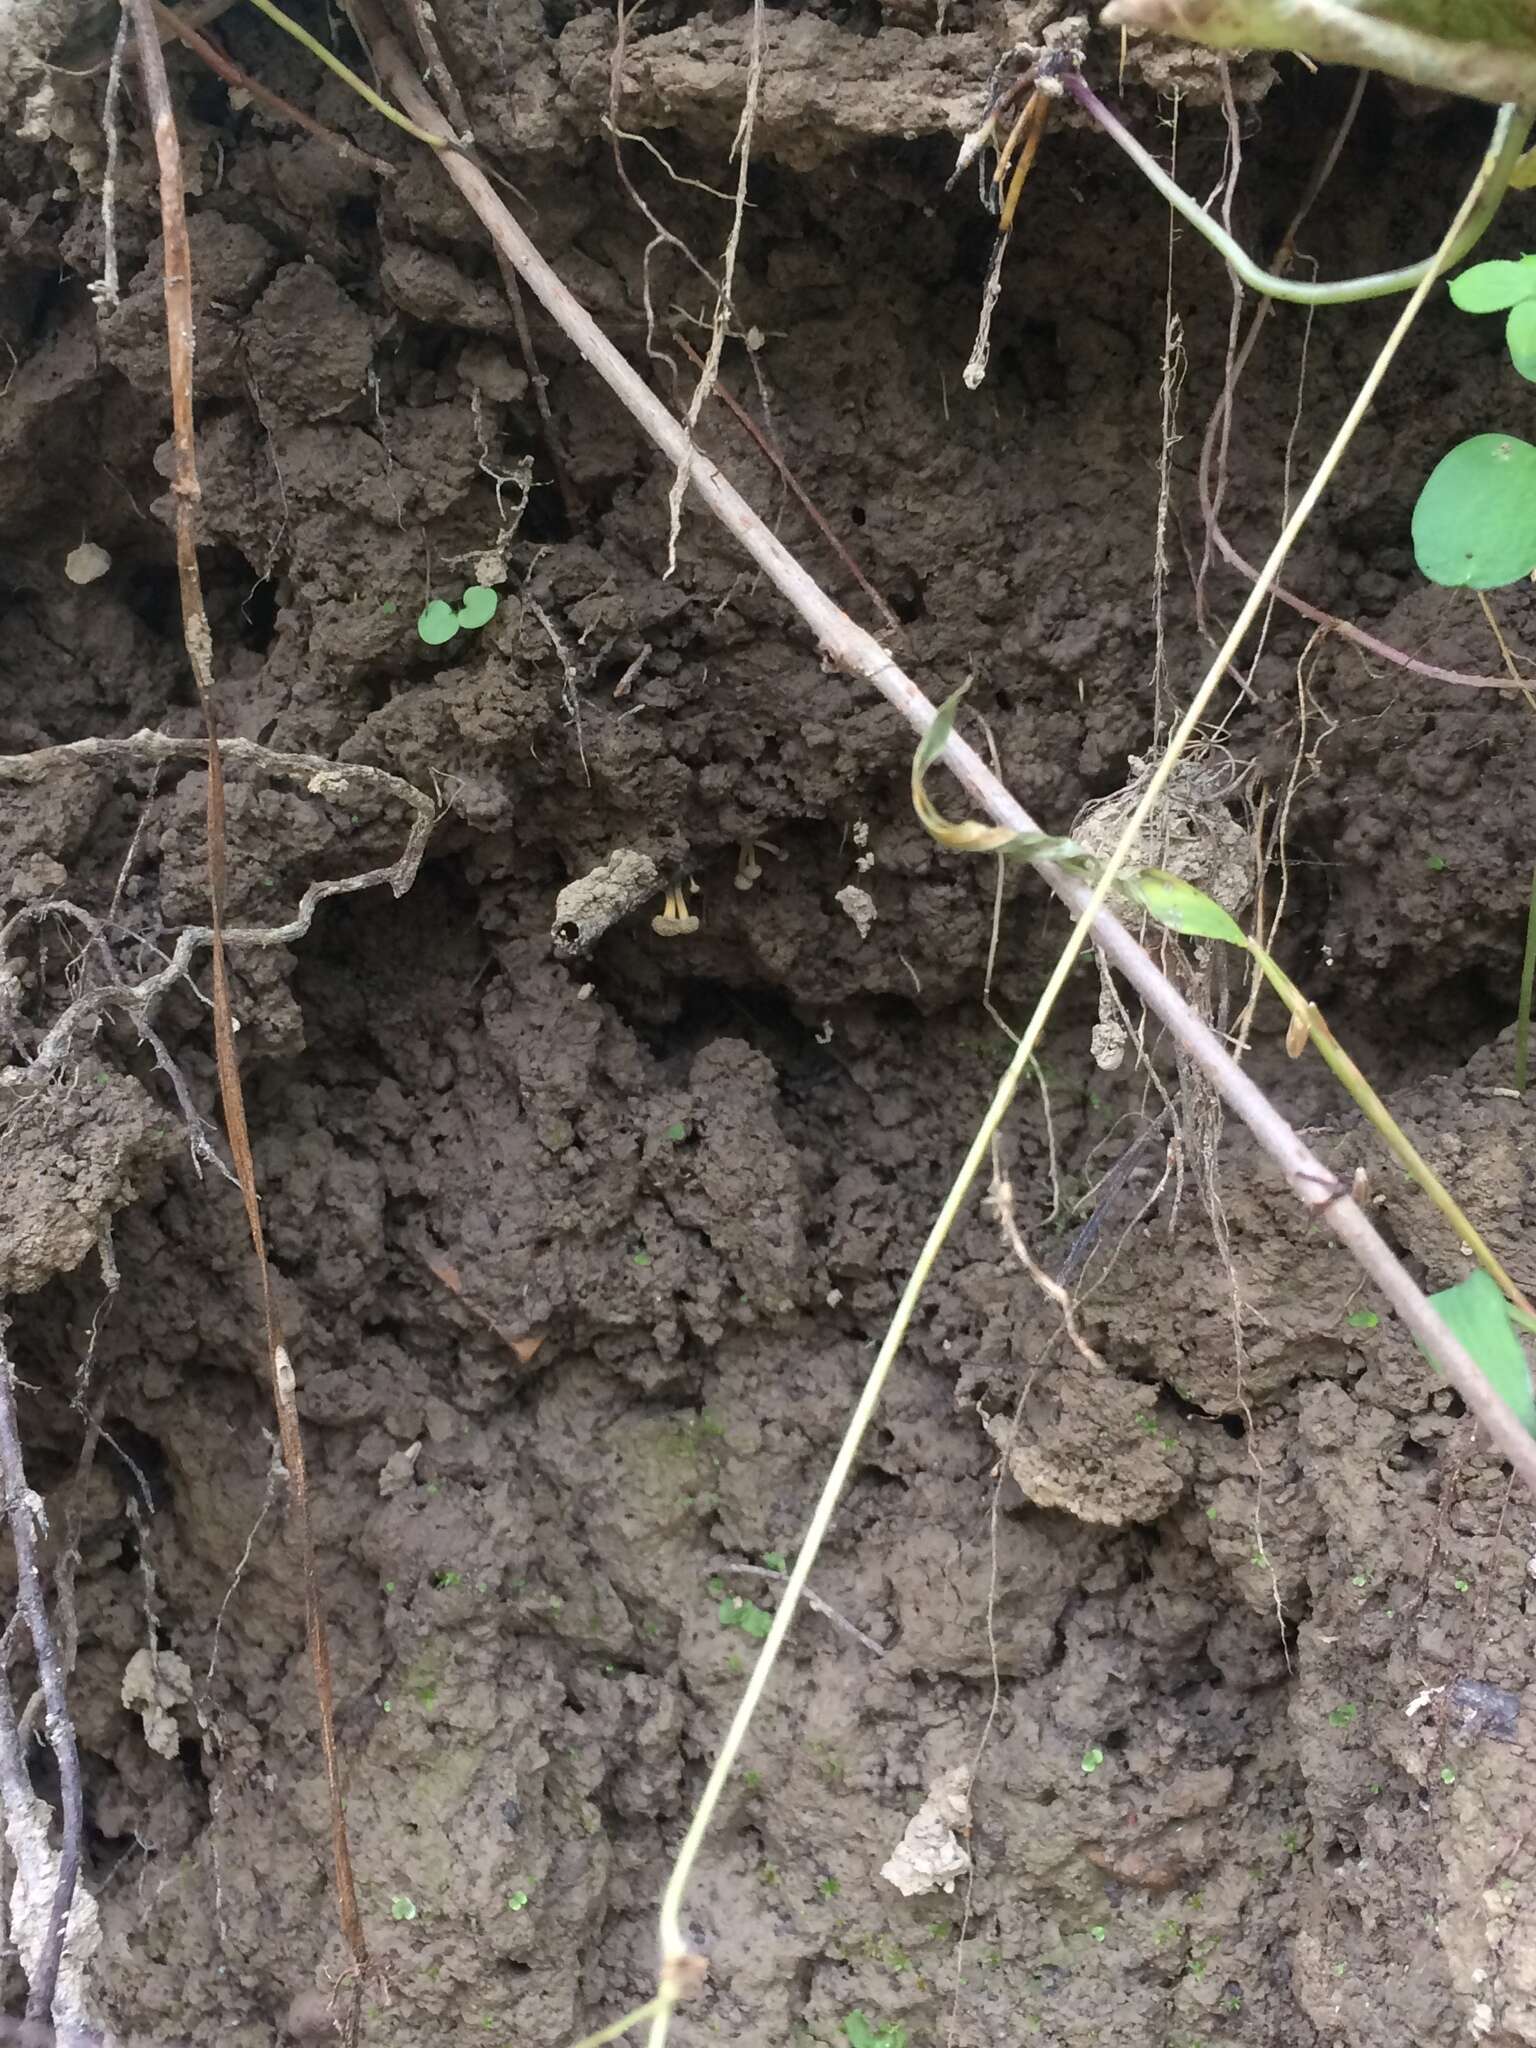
[417,599,459,646]
[1118,868,1248,945]
[1418,1269,1536,1439]
[914,688,965,781]
[456,584,499,630]
[1413,434,1536,589]
[1507,298,1536,381]
[1449,256,1536,314]
[912,695,1092,863]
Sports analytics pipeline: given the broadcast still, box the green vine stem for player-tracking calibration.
[1061,73,1529,306]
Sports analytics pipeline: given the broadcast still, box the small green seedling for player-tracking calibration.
[1441,1766,1458,1785]
[1413,257,1536,588]
[1346,1308,1379,1331]
[1327,1703,1359,1730]
[417,584,499,646]
[1450,256,1536,378]
[390,1894,418,1921]
[717,1595,773,1639]
[1412,434,1536,588]
[1081,1746,1105,1774]
[505,1890,530,1912]
[843,2015,907,2048]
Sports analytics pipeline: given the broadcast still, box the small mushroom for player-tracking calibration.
[652,885,700,938]
[734,842,763,891]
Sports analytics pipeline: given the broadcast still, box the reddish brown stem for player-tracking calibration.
[675,333,901,638]
[122,2,372,2032]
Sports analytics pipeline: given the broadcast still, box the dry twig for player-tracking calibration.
[0,732,435,1070]
[119,3,374,2027]
[0,1318,85,2023]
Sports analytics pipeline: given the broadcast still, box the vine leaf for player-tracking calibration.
[1418,1269,1536,1439]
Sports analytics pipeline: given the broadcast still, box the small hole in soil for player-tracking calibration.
[889,566,925,624]
[1103,1728,1128,1751]
[1397,1436,1434,1466]
[177,1736,208,1790]
[1323,1836,1360,1868]
[102,1418,171,1509]
[1219,1413,1247,1440]
[238,572,278,652]
[554,920,581,949]
[121,559,182,645]
[1037,1788,1057,1808]
[849,505,866,526]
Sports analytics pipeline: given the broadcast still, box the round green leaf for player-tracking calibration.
[416,599,460,645]
[1508,299,1536,381]
[1412,434,1536,590]
[1448,256,1536,315]
[456,585,498,630]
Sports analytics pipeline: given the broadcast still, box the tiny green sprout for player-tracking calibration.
[1426,853,1448,873]
[843,2015,907,2048]
[390,1895,418,1921]
[762,1551,788,1572]
[1251,1551,1271,1570]
[1455,1576,1472,1593]
[1088,1924,1107,1943]
[432,1569,463,1589]
[664,1121,687,1143]
[1346,1308,1379,1330]
[1081,1747,1105,1774]
[381,1699,393,1713]
[1351,1571,1371,1588]
[505,1890,530,1911]
[717,1595,774,1640]
[631,1248,653,1269]
[416,584,499,646]
[1368,1783,1382,1797]
[1449,256,1536,378]
[380,600,397,616]
[383,1580,395,1593]
[742,1769,763,1791]
[1327,1703,1359,1729]
[818,1875,841,1898]
[1441,1766,1458,1785]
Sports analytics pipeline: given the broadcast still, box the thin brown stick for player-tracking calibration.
[398,0,472,140]
[354,0,1536,1489]
[491,248,579,528]
[675,333,900,637]
[120,4,371,2032]
[0,1318,84,2023]
[150,0,396,179]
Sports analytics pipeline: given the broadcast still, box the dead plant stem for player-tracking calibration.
[121,1,371,2026]
[0,1317,83,2022]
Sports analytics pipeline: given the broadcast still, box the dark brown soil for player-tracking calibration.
[4,4,1536,2046]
